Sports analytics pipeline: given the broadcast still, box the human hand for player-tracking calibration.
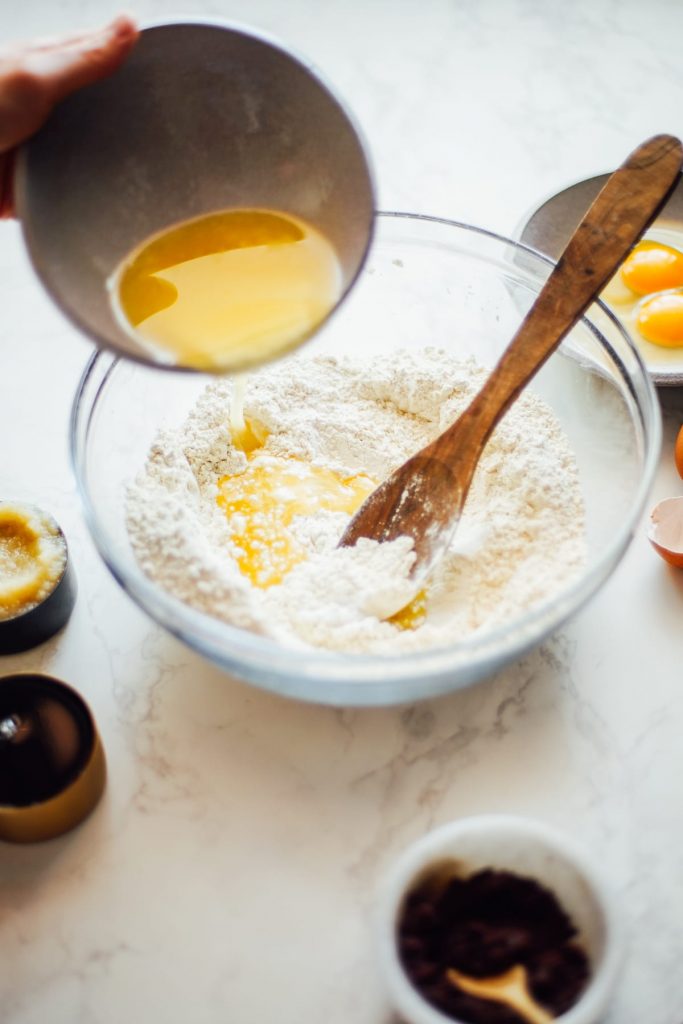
[0,15,138,218]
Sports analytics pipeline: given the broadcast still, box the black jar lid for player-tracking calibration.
[0,674,106,843]
[0,503,77,655]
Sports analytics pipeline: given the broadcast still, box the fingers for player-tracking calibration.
[22,15,138,105]
[0,15,138,153]
[0,15,138,215]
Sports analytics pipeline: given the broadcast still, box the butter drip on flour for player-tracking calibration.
[218,376,428,626]
[216,451,376,589]
[126,350,586,653]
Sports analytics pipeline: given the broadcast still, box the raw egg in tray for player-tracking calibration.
[601,227,683,365]
[517,173,683,384]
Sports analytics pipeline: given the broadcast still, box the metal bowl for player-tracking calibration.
[15,18,375,372]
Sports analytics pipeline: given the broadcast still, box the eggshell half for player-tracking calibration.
[649,496,683,567]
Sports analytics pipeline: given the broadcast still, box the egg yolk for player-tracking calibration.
[636,291,683,347]
[620,241,683,296]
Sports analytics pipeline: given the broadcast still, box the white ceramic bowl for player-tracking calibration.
[376,815,623,1024]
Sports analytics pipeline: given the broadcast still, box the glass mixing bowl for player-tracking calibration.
[70,213,660,705]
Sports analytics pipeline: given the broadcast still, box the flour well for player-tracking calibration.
[126,349,586,653]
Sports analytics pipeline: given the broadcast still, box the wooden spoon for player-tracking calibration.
[339,135,683,614]
[446,964,553,1024]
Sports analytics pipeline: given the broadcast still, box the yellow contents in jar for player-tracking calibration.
[217,442,426,629]
[0,505,66,620]
[109,209,343,371]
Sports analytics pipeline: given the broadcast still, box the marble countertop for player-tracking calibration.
[2,1,683,1021]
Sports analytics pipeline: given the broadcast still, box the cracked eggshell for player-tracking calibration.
[648,496,683,567]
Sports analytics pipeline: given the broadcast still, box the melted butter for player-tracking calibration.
[217,430,427,629]
[0,505,66,620]
[388,588,427,631]
[229,376,268,454]
[217,451,376,589]
[110,209,342,371]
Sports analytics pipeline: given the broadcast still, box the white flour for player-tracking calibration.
[126,349,586,653]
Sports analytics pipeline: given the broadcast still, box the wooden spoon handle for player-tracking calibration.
[435,134,682,456]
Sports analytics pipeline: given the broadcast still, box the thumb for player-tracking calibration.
[0,16,138,216]
[26,15,139,104]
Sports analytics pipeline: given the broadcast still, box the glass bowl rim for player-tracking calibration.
[69,210,662,690]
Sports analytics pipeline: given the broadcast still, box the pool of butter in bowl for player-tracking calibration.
[215,426,427,632]
[108,209,343,372]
